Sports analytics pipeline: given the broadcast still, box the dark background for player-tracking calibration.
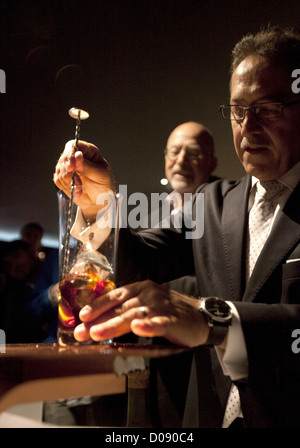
[1,0,300,246]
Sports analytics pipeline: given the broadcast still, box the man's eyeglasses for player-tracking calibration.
[219,100,300,121]
[164,145,204,161]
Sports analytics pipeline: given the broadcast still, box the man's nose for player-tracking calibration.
[240,109,262,135]
[176,148,190,164]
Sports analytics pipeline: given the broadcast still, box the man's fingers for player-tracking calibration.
[131,316,171,338]
[79,283,149,323]
[75,305,150,342]
[79,288,129,322]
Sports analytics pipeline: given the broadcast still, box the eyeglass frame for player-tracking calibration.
[219,99,300,121]
[164,144,205,161]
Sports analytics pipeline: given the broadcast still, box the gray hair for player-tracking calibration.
[231,25,300,76]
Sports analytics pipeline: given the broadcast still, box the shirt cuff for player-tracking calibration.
[215,302,248,381]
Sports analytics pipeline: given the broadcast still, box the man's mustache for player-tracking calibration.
[171,165,191,177]
[240,137,270,150]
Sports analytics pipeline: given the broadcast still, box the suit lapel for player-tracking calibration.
[221,176,251,302]
[243,182,300,302]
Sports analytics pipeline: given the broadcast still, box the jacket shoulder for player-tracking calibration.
[196,176,250,197]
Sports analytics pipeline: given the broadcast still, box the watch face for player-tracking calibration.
[205,297,232,322]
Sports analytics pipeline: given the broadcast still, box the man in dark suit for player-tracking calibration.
[151,121,218,427]
[54,25,300,427]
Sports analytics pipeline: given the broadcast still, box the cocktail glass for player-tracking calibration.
[57,188,118,346]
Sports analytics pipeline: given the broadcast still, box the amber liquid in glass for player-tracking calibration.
[58,271,115,345]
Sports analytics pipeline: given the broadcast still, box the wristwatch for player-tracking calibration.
[199,297,233,346]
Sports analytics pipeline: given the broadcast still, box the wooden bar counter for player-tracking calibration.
[0,342,186,416]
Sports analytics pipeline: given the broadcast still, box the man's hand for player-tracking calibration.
[53,140,115,222]
[74,280,210,347]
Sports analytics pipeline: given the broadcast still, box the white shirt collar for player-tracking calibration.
[249,160,300,212]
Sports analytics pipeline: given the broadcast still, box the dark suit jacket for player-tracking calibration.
[116,175,300,428]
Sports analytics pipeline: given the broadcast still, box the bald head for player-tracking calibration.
[165,122,217,194]
[167,122,214,154]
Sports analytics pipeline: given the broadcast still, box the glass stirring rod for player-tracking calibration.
[62,107,90,279]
